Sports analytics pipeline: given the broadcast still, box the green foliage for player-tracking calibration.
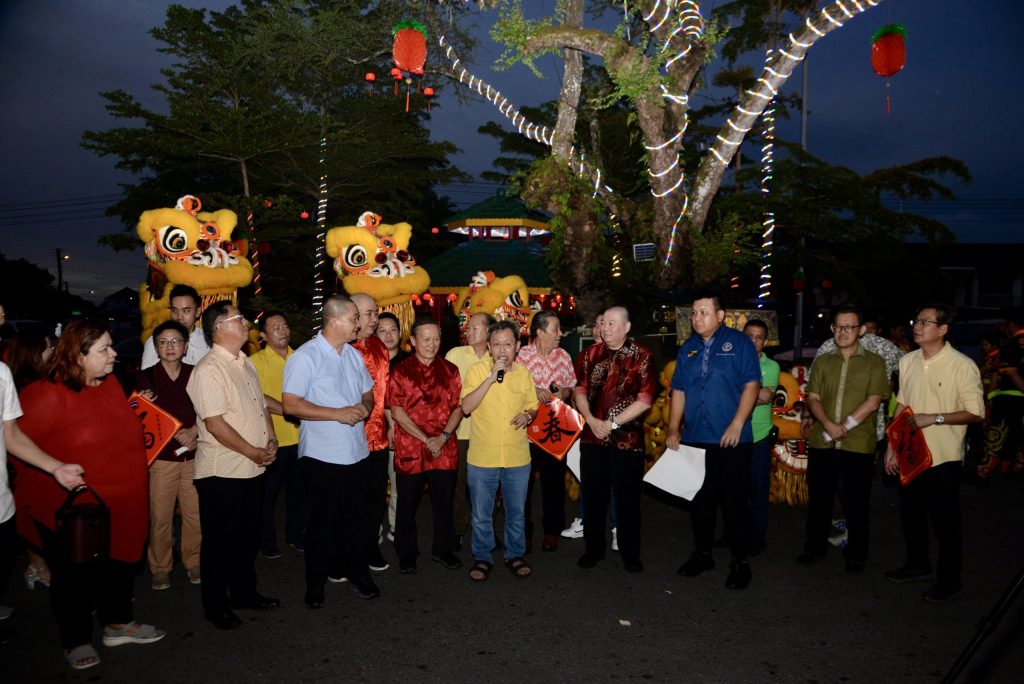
[491,1,557,77]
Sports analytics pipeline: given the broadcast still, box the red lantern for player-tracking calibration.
[423,86,434,112]
[257,242,272,256]
[365,72,376,82]
[300,211,310,220]
[263,199,273,208]
[392,19,427,76]
[431,227,439,234]
[871,24,907,114]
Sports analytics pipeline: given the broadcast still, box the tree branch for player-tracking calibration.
[689,0,881,230]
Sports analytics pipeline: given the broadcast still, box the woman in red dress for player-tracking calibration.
[17,320,164,670]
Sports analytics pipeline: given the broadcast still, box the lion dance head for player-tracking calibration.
[137,195,253,340]
[326,212,430,337]
[455,271,530,340]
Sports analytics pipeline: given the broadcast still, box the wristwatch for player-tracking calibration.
[934,414,945,425]
[441,431,451,441]
[610,418,620,430]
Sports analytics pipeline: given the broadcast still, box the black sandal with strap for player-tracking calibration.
[505,557,532,578]
[469,560,492,582]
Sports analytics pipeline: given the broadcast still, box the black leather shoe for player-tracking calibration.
[796,551,825,566]
[432,552,463,570]
[398,557,418,574]
[304,589,325,609]
[725,560,751,590]
[623,557,644,573]
[577,552,604,569]
[206,609,242,630]
[845,559,865,574]
[232,593,281,610]
[348,577,381,600]
[678,553,715,577]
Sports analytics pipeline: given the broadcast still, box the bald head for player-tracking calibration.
[602,306,631,350]
[350,293,379,339]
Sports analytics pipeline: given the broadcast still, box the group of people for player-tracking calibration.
[0,290,988,670]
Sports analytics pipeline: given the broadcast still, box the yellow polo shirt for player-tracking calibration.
[461,358,538,468]
[896,343,984,466]
[445,344,488,441]
[250,346,300,447]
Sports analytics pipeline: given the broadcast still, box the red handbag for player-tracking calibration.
[56,485,110,564]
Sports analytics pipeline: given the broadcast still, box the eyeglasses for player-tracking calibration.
[156,338,185,347]
[831,324,859,333]
[220,314,246,325]
[912,318,940,327]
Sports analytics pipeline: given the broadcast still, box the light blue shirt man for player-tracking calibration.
[283,332,373,465]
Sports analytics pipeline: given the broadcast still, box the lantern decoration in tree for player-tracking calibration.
[423,86,434,111]
[392,18,428,112]
[871,24,907,115]
[365,72,376,96]
[390,67,402,96]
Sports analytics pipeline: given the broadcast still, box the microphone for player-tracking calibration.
[496,369,505,383]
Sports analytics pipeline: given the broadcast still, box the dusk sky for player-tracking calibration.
[1,0,1021,304]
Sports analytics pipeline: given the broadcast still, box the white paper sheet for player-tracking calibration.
[643,445,706,500]
[566,440,581,482]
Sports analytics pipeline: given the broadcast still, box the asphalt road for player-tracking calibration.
[2,472,1022,683]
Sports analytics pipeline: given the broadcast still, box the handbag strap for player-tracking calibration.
[60,484,108,511]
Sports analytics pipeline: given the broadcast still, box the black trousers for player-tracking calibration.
[363,449,390,555]
[301,456,370,590]
[452,440,471,536]
[260,444,308,551]
[899,460,962,589]
[394,468,457,561]
[689,443,752,562]
[580,443,644,562]
[0,517,14,606]
[525,442,566,537]
[34,520,136,649]
[194,475,262,617]
[805,447,874,561]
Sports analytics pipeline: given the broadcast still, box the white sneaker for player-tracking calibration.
[561,517,584,539]
[611,527,619,552]
[828,530,848,547]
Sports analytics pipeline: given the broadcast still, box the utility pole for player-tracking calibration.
[56,248,64,291]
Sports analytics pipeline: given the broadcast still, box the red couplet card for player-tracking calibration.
[885,406,933,486]
[527,398,584,461]
[128,392,184,466]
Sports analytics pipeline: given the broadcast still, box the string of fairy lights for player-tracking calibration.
[645,0,704,269]
[311,136,328,330]
[708,0,879,169]
[758,48,776,307]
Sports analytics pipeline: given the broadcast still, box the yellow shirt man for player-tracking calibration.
[250,346,299,447]
[461,357,537,469]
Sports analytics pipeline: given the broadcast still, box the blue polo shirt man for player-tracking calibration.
[282,295,377,606]
[667,293,761,590]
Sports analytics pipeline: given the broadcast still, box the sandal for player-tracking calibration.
[65,644,101,670]
[468,560,492,582]
[102,622,166,647]
[505,557,532,578]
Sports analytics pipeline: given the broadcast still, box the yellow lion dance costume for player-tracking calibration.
[137,195,253,340]
[326,212,430,336]
[455,271,531,340]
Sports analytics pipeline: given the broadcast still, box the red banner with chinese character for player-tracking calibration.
[527,398,584,460]
[128,392,183,466]
[885,406,933,486]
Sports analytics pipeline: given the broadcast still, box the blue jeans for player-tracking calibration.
[468,463,530,562]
